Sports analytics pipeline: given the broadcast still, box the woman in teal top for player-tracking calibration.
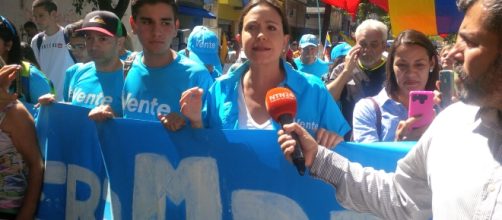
[178,0,349,148]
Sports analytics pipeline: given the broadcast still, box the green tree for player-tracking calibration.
[72,0,130,18]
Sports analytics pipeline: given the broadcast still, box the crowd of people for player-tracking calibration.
[0,0,500,218]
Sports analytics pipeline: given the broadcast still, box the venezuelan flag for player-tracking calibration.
[388,0,463,36]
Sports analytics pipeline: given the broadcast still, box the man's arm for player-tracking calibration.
[326,46,361,101]
[310,141,432,219]
[279,122,432,220]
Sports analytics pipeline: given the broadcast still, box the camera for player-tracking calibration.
[412,93,429,104]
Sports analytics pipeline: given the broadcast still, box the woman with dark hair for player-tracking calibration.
[0,15,53,104]
[0,16,44,219]
[178,0,350,148]
[352,29,440,142]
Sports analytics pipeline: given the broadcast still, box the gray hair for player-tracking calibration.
[355,19,388,42]
[457,0,502,43]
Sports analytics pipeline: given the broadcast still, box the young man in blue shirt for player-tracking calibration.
[123,0,213,130]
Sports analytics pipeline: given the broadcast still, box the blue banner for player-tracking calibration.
[36,103,414,219]
[36,103,107,219]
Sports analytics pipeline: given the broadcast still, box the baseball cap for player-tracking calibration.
[330,42,352,62]
[187,26,222,73]
[299,34,318,48]
[78,11,123,37]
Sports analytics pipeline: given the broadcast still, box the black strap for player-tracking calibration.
[368,97,382,141]
[123,52,138,79]
[36,33,43,57]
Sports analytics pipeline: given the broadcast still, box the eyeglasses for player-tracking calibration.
[67,43,86,51]
[0,16,16,36]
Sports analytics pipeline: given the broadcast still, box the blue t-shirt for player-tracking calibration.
[63,63,86,102]
[123,52,214,121]
[25,64,52,104]
[68,62,124,116]
[12,63,52,104]
[204,59,350,137]
[293,57,329,78]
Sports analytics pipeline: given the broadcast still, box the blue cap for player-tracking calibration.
[330,42,352,62]
[299,34,318,48]
[187,26,222,73]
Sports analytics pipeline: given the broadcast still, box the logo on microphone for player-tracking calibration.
[267,92,295,103]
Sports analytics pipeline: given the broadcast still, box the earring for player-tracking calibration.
[429,68,433,73]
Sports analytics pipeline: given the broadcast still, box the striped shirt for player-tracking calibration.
[310,102,502,219]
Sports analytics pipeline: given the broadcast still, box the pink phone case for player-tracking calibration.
[408,91,434,129]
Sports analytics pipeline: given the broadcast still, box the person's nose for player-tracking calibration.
[257,29,267,41]
[448,39,465,64]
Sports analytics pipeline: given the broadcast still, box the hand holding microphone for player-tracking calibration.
[265,87,307,175]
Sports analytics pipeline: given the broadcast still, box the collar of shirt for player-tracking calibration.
[219,58,308,94]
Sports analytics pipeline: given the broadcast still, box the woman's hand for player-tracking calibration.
[0,65,20,107]
[395,116,429,141]
[88,105,115,121]
[278,123,319,168]
[158,112,186,131]
[180,87,204,128]
[315,128,344,148]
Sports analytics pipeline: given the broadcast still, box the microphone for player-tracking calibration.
[265,87,306,176]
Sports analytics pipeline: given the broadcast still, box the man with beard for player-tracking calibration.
[277,0,502,219]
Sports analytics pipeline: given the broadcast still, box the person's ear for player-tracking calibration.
[5,41,12,52]
[117,36,125,48]
[283,34,290,52]
[236,34,242,48]
[175,19,180,29]
[129,16,136,34]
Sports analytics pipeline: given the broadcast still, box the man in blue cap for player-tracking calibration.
[293,34,329,78]
[329,42,352,71]
[179,26,223,79]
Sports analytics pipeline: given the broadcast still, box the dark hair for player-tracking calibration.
[131,0,178,20]
[20,42,40,68]
[32,0,58,12]
[0,16,21,65]
[23,21,37,29]
[65,20,85,38]
[238,0,290,35]
[385,29,439,98]
[457,0,502,45]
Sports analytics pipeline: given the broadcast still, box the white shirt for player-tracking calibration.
[237,83,273,130]
[31,27,75,100]
[310,102,502,219]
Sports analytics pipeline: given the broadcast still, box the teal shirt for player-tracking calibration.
[123,52,214,121]
[294,57,329,78]
[204,59,350,137]
[68,62,124,116]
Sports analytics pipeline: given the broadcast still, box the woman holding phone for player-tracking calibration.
[352,29,440,142]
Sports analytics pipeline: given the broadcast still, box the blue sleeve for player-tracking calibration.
[352,98,380,143]
[202,82,218,128]
[63,64,80,102]
[319,86,351,136]
[28,66,52,104]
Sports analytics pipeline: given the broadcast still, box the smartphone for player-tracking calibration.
[408,91,435,129]
[439,70,454,108]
